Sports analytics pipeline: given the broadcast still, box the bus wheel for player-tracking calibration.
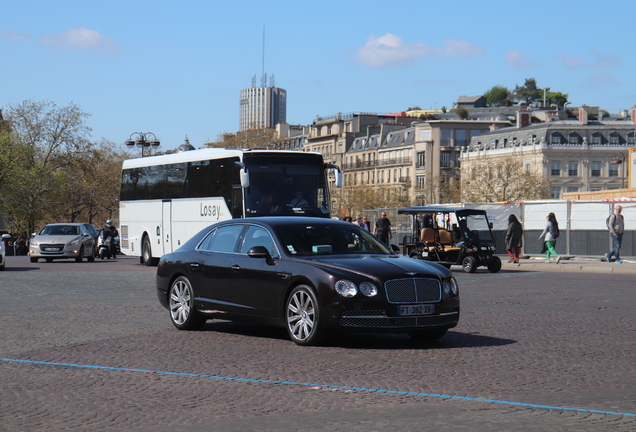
[141,237,154,266]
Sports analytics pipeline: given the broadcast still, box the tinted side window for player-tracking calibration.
[200,225,243,253]
[240,226,278,256]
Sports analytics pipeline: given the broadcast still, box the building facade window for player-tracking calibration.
[591,161,601,177]
[416,151,425,168]
[567,187,579,193]
[440,151,451,168]
[568,162,578,176]
[550,187,561,199]
[551,161,561,176]
[609,164,619,177]
[551,134,561,145]
[440,130,452,146]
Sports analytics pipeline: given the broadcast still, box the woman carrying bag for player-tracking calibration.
[538,212,560,264]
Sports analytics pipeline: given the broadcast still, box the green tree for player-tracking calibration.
[513,78,540,104]
[455,107,469,120]
[547,91,569,107]
[1,100,94,234]
[484,85,511,106]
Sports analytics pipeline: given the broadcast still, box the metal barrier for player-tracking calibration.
[364,200,635,258]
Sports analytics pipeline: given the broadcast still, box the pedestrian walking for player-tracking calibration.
[359,216,371,231]
[505,214,523,264]
[606,205,624,263]
[374,212,392,245]
[538,212,560,264]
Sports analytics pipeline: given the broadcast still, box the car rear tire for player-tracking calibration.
[75,246,84,262]
[87,250,95,262]
[462,256,477,273]
[487,256,502,273]
[408,328,448,342]
[168,276,207,330]
[286,285,324,346]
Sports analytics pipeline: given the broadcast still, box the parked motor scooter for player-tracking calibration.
[97,230,117,259]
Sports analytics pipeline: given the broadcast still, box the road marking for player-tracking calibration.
[2,357,634,418]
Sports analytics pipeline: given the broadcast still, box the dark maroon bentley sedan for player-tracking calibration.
[157,217,460,346]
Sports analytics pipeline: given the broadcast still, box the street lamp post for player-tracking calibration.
[125,132,160,157]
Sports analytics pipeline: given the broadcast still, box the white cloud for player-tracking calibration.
[556,50,620,69]
[40,28,119,53]
[556,54,586,68]
[1,29,31,41]
[505,49,536,69]
[435,38,484,57]
[356,34,483,68]
[587,72,618,87]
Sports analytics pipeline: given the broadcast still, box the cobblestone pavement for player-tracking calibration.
[1,255,635,431]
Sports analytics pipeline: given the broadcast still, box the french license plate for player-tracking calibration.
[398,304,435,316]
[44,248,59,252]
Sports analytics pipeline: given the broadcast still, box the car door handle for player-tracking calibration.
[189,263,200,270]
[277,272,291,280]
[231,264,241,271]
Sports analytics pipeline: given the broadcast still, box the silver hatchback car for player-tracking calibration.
[29,223,96,263]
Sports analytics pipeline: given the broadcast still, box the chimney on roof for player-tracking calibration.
[516,108,531,129]
[632,105,636,123]
[579,104,588,125]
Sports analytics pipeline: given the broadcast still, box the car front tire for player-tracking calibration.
[168,276,207,330]
[286,285,324,346]
[487,256,502,273]
[462,256,478,273]
[75,246,84,262]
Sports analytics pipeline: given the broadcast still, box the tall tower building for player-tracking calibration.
[239,76,286,131]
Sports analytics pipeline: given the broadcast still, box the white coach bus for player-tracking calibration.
[119,148,342,265]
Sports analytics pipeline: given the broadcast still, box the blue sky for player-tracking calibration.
[2,0,635,152]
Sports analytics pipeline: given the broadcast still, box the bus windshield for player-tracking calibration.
[243,154,329,217]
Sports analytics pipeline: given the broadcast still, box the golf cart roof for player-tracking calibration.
[398,206,488,216]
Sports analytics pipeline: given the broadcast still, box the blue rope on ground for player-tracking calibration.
[2,357,634,418]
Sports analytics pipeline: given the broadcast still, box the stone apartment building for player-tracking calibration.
[461,105,636,199]
[298,111,511,212]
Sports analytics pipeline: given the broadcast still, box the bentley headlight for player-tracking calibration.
[442,279,451,295]
[335,279,357,298]
[442,276,459,297]
[359,282,378,297]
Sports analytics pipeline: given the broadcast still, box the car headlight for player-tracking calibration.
[359,282,378,297]
[30,240,39,247]
[67,237,82,247]
[335,279,357,298]
[442,276,459,297]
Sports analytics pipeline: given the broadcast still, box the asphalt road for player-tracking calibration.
[1,255,635,432]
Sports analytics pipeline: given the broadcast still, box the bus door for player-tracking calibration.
[162,200,173,255]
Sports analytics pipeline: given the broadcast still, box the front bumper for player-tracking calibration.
[29,244,82,259]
